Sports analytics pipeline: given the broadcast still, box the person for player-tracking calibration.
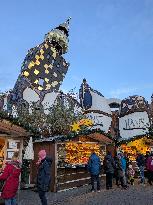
[136,153,145,184]
[114,154,127,189]
[124,152,130,183]
[36,150,52,205]
[127,164,135,185]
[120,152,127,186]
[146,152,153,185]
[103,152,115,190]
[145,151,150,164]
[0,151,21,205]
[87,151,101,192]
[145,151,150,184]
[124,152,130,167]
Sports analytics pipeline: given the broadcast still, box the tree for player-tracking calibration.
[44,92,83,136]
[16,91,84,138]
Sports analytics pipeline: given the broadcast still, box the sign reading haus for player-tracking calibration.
[119,95,150,140]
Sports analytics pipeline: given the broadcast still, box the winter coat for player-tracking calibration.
[121,157,126,172]
[103,154,115,174]
[145,154,150,167]
[37,157,52,192]
[136,154,145,167]
[125,156,130,168]
[146,156,153,172]
[115,157,124,178]
[87,153,101,175]
[0,160,21,199]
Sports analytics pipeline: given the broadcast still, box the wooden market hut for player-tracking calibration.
[31,132,114,192]
[0,119,30,166]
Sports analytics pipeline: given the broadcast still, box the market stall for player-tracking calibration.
[119,136,153,161]
[31,132,113,192]
[0,119,30,168]
[118,95,152,161]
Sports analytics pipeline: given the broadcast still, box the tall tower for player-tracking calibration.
[9,18,71,113]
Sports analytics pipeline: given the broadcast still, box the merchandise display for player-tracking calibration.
[57,141,106,167]
[120,137,152,161]
[65,142,102,165]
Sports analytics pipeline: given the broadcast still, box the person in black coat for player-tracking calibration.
[36,150,52,205]
[103,152,115,190]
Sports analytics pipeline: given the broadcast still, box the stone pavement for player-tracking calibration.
[18,184,153,205]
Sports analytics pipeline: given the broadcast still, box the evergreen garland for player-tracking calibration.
[0,110,39,137]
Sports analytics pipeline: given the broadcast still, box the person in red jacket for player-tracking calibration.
[0,151,21,205]
[146,152,153,185]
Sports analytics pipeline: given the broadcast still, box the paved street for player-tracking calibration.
[18,184,153,205]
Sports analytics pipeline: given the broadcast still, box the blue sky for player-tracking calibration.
[0,0,153,101]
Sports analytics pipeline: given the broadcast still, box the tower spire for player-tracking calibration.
[44,17,71,54]
[55,17,71,36]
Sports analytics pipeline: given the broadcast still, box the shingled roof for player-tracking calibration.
[0,119,30,138]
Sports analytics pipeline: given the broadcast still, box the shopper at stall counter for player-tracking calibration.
[0,151,21,205]
[36,150,52,205]
[87,151,101,192]
[103,152,115,190]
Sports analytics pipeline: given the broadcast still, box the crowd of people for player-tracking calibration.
[0,149,153,205]
[87,150,153,192]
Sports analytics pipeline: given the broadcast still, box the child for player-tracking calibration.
[128,164,135,185]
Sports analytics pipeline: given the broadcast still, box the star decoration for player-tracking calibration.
[71,123,80,132]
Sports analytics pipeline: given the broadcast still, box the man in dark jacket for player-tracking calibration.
[103,152,115,190]
[136,153,145,184]
[37,150,52,205]
[88,152,101,192]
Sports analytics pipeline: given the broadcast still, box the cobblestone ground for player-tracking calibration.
[18,183,153,205]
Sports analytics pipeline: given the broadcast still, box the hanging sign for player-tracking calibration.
[119,111,150,140]
[86,113,112,133]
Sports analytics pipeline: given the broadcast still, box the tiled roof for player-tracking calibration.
[88,133,113,144]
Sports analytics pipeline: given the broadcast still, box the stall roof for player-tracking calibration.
[34,135,65,143]
[88,133,113,144]
[0,119,30,137]
[34,133,113,144]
